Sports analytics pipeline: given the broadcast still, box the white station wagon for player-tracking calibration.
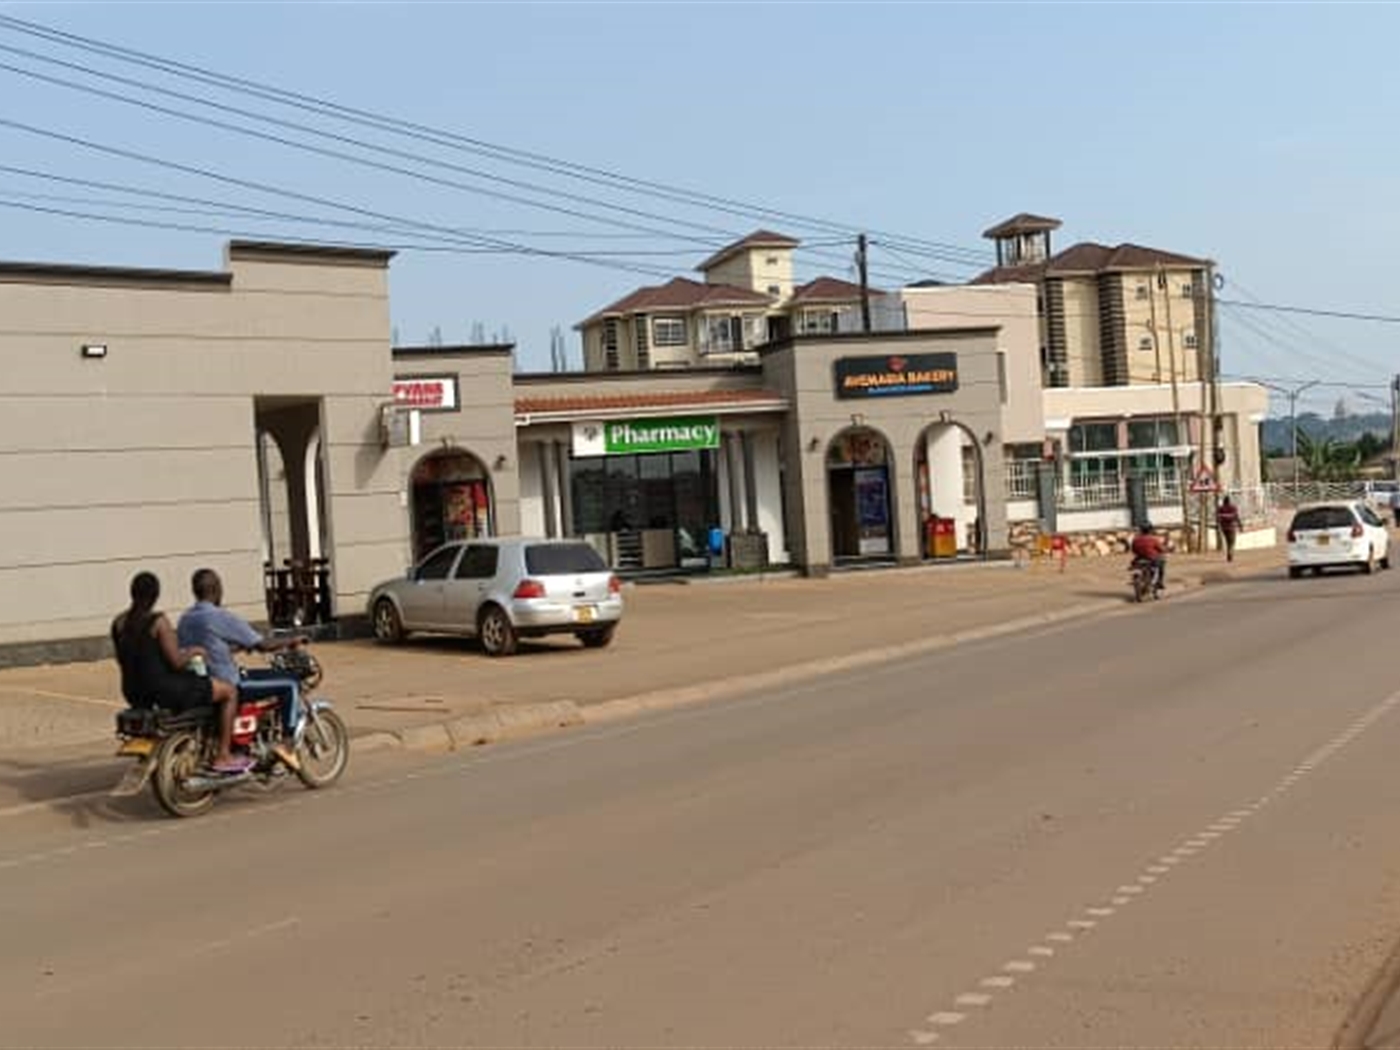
[1286,501,1390,578]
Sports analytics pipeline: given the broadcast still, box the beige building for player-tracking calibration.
[972,213,1210,389]
[0,242,407,661]
[578,230,877,371]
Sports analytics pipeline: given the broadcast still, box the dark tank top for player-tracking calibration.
[111,612,208,710]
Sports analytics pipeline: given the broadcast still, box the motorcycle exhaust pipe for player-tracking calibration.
[182,770,252,793]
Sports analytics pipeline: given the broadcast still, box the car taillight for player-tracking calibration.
[608,574,621,595]
[513,579,546,599]
[1287,530,1296,543]
[1352,523,1365,538]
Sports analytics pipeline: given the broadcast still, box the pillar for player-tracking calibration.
[541,441,559,538]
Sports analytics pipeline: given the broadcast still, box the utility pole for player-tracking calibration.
[1159,264,1192,549]
[1391,374,1400,482]
[1196,264,1219,554]
[1289,380,1320,487]
[857,233,871,333]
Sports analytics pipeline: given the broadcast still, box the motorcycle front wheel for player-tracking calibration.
[296,708,349,790]
[152,729,217,818]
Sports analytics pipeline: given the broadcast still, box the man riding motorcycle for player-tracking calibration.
[1130,523,1167,593]
[176,568,308,766]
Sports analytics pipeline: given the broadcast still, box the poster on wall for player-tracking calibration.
[854,467,892,556]
[442,481,488,541]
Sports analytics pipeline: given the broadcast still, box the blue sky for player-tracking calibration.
[3,1,1398,415]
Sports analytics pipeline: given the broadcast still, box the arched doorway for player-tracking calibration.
[410,449,495,561]
[914,421,988,559]
[827,426,896,562]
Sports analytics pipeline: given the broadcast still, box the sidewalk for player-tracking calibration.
[0,548,1277,812]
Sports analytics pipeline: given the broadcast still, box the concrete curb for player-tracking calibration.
[583,597,1123,727]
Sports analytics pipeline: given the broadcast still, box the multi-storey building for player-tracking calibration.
[972,213,1210,389]
[578,231,875,371]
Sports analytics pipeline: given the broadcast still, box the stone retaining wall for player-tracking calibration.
[1008,521,1189,558]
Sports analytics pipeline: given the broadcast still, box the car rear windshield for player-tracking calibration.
[525,543,608,575]
[1291,507,1355,531]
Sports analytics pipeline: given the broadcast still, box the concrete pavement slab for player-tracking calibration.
[0,548,1280,812]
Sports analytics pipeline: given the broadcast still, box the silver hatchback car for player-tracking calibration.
[368,538,623,656]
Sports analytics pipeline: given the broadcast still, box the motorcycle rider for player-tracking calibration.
[176,568,308,765]
[112,571,249,774]
[1130,523,1167,593]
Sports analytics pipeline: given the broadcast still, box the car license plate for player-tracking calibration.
[574,605,597,624]
[1317,535,1330,546]
[116,738,155,757]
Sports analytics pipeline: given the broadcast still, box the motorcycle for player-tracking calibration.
[111,647,349,818]
[1130,558,1163,603]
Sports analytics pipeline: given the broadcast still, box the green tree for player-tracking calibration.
[1297,429,1363,480]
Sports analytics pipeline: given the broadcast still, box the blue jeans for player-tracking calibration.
[238,670,301,735]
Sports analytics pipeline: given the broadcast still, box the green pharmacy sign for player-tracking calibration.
[604,416,721,455]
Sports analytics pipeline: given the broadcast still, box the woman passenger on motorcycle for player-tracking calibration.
[111,571,250,774]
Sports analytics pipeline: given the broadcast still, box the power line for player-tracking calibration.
[1220,297,1400,325]
[0,12,993,266]
[0,115,689,279]
[0,52,913,282]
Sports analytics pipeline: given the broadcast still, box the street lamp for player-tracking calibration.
[1253,379,1320,488]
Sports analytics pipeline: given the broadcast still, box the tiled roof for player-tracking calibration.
[981,213,1063,239]
[696,229,801,272]
[788,276,884,305]
[577,276,773,328]
[516,387,787,418]
[971,240,1209,284]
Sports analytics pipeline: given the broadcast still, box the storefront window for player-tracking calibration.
[570,449,721,568]
[1068,422,1118,454]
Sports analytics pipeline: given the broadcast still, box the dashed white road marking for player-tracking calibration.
[905,687,1400,1045]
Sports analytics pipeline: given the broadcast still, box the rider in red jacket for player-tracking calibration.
[1130,524,1166,591]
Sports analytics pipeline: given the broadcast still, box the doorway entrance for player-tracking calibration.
[914,421,987,559]
[827,427,895,562]
[255,397,331,627]
[410,450,494,561]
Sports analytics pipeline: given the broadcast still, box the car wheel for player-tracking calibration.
[478,605,518,657]
[1288,566,1303,579]
[372,599,404,644]
[576,625,616,649]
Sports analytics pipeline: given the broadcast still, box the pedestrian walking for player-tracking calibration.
[1216,495,1241,562]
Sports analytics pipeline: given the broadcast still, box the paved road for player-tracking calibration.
[4,565,1400,1047]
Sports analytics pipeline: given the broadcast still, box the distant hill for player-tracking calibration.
[1261,412,1390,455]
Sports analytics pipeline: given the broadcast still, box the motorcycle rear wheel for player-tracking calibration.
[152,729,217,819]
[296,709,349,789]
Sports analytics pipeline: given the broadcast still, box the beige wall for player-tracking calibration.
[1118,269,1203,384]
[394,347,521,556]
[703,247,794,299]
[762,330,1009,573]
[891,283,1045,445]
[0,244,401,651]
[1059,277,1104,387]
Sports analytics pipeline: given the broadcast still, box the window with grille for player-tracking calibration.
[602,319,620,371]
[652,316,686,347]
[634,315,650,369]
